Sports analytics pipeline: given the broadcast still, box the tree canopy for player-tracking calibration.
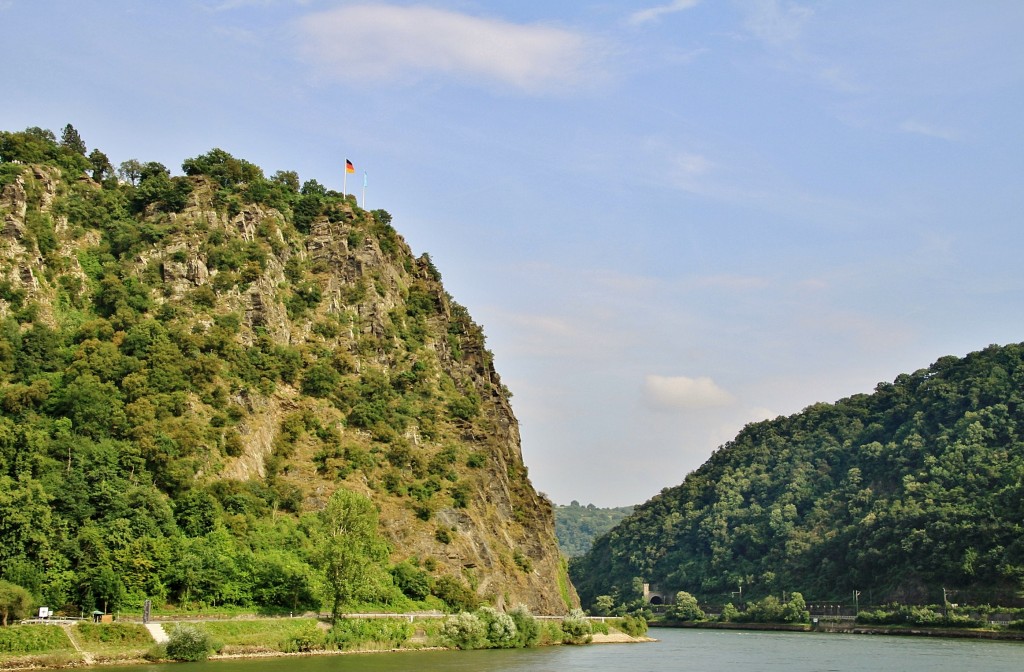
[572,344,1024,610]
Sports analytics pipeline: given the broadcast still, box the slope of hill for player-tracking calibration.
[571,344,1024,610]
[0,125,575,616]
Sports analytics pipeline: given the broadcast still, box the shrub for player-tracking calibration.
[280,622,325,652]
[165,624,212,661]
[613,614,648,637]
[560,608,592,645]
[509,604,540,648]
[477,607,517,648]
[431,575,479,612]
[442,612,486,650]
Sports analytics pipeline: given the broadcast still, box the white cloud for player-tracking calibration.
[740,0,813,46]
[643,375,735,410]
[294,4,597,93]
[628,0,701,26]
[900,119,958,141]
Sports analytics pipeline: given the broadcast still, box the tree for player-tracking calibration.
[118,159,143,185]
[271,170,300,192]
[60,124,86,155]
[0,580,33,626]
[668,591,704,621]
[310,489,390,622]
[88,149,114,183]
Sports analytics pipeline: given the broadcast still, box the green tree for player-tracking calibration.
[310,489,390,621]
[117,159,143,185]
[60,124,86,155]
[0,580,33,626]
[88,149,114,183]
[667,591,704,621]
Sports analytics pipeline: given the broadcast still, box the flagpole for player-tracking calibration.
[343,170,347,199]
[362,171,367,209]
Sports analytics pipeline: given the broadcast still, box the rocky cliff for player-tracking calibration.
[0,133,575,615]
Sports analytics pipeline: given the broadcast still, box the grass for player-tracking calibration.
[197,618,322,651]
[74,623,153,654]
[0,625,75,656]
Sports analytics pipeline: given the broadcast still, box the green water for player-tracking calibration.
[110,628,1024,672]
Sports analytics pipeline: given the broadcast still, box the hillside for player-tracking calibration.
[0,125,575,617]
[571,344,1024,611]
[555,502,634,558]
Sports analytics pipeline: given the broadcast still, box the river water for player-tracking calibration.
[112,628,1024,672]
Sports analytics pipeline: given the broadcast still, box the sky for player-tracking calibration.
[3,1,1023,507]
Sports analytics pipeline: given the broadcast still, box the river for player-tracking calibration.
[108,628,1024,672]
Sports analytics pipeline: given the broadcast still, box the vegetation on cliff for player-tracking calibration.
[572,343,1024,611]
[0,125,570,619]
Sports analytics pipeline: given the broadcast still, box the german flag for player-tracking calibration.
[345,159,355,174]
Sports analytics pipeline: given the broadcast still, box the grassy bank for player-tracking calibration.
[1,612,644,668]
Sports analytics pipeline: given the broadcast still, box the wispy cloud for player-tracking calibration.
[740,0,814,47]
[628,0,701,26]
[900,119,958,141]
[644,375,735,410]
[295,4,598,93]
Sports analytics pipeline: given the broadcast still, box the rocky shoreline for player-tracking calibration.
[653,620,1024,641]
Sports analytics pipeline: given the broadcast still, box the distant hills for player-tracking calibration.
[554,502,634,558]
[571,343,1024,610]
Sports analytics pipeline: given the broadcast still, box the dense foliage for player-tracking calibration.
[554,501,634,557]
[572,344,1024,610]
[0,125,537,618]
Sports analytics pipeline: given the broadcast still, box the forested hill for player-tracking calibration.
[571,344,1024,611]
[0,125,574,617]
[555,502,634,558]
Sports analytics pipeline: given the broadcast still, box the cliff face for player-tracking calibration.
[0,149,575,614]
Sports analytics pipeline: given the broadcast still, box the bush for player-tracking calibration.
[280,621,325,652]
[560,608,592,645]
[477,607,517,648]
[431,575,479,612]
[509,604,540,648]
[613,614,648,637]
[165,624,213,661]
[442,612,486,650]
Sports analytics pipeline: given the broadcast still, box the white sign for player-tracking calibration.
[38,607,50,618]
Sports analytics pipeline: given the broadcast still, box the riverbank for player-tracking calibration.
[0,617,650,670]
[652,620,1024,641]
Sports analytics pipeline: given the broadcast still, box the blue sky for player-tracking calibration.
[3,1,1023,506]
